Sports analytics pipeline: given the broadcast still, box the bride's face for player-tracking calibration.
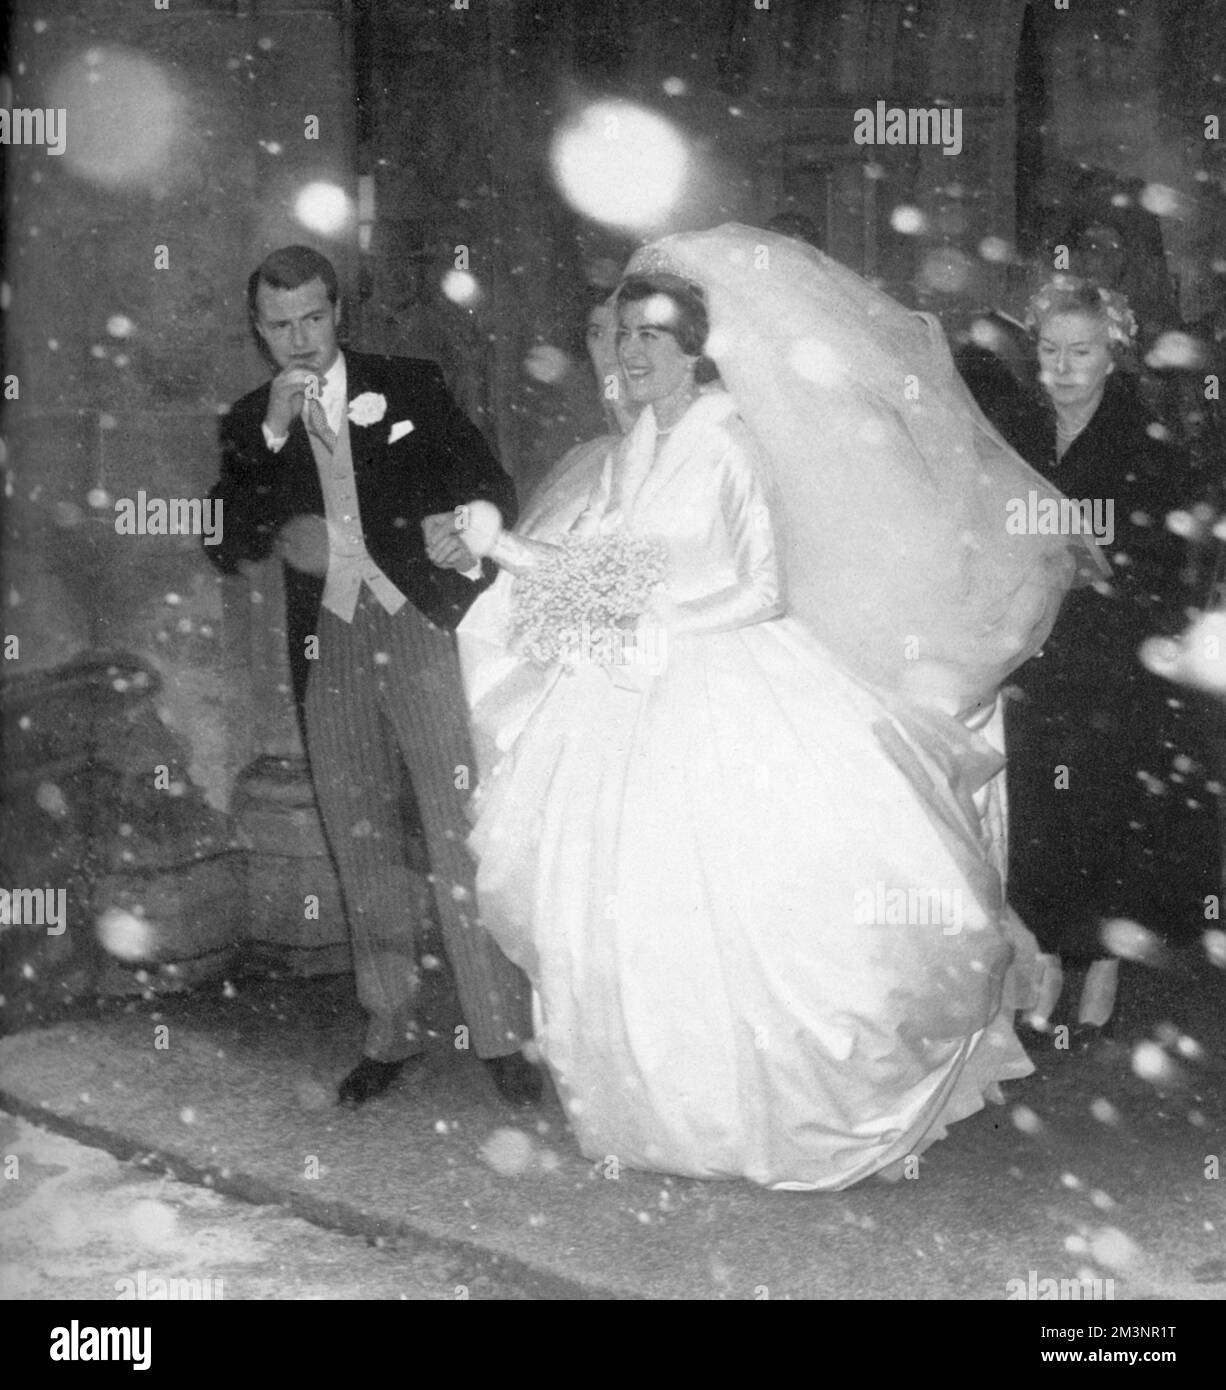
[616,298,695,405]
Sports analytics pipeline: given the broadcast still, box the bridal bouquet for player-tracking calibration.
[510,533,669,669]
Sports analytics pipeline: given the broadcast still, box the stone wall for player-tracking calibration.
[1,0,360,1010]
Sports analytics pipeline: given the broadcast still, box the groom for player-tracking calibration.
[207,244,538,1107]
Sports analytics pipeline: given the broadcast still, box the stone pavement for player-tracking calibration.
[1,961,1224,1302]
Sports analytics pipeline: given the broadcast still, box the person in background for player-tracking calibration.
[1005,276,1220,1040]
[456,292,639,776]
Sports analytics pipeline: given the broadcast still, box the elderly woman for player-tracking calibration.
[1005,277,1220,1036]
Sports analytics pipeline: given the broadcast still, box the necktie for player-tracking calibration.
[305,393,338,453]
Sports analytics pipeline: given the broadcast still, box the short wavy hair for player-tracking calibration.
[1024,275,1137,351]
[615,273,720,384]
[247,245,339,328]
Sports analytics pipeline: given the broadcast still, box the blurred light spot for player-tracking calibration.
[1132,1040,1179,1085]
[1139,183,1182,217]
[1010,1104,1042,1134]
[441,269,480,306]
[96,907,157,961]
[550,100,688,231]
[1142,610,1226,693]
[179,1106,196,1124]
[789,337,845,387]
[1099,917,1162,963]
[35,781,68,818]
[524,344,570,384]
[1090,1227,1140,1269]
[978,236,1012,263]
[1089,1189,1116,1210]
[969,318,1007,352]
[1204,929,1226,967]
[50,48,180,188]
[1145,332,1202,370]
[294,181,352,237]
[1089,1097,1119,1125]
[259,139,283,155]
[106,314,135,338]
[479,1127,535,1176]
[889,205,927,235]
[662,76,687,97]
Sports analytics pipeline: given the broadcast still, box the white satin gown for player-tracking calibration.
[459,392,1037,1190]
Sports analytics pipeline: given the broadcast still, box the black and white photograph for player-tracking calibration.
[1,0,1225,1326]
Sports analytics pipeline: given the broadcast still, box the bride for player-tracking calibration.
[450,225,1103,1190]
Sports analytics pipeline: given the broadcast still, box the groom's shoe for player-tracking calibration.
[483,1051,543,1107]
[338,1055,419,1108]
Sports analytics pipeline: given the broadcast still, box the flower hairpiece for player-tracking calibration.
[1024,276,1138,345]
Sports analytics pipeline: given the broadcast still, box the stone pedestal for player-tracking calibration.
[232,754,349,976]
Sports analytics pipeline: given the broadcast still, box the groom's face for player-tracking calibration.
[254,276,341,378]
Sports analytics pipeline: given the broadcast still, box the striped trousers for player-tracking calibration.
[303,585,531,1061]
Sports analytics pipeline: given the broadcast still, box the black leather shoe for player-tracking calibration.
[483,1051,543,1107]
[337,1056,415,1107]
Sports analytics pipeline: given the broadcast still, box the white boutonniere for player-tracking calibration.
[347,392,387,428]
[388,419,416,445]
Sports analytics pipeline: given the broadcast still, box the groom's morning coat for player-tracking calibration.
[208,351,518,706]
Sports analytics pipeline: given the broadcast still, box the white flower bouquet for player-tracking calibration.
[510,533,669,668]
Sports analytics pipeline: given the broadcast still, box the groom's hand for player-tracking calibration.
[423,511,475,571]
[264,367,322,441]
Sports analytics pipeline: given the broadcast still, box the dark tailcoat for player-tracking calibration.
[207,350,518,707]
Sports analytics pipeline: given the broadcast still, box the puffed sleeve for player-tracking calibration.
[657,430,785,636]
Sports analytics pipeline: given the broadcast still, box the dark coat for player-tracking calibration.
[207,350,518,708]
[1002,372,1220,955]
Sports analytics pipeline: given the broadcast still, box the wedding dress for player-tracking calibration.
[456,226,1101,1189]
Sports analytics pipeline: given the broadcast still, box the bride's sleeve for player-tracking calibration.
[483,531,561,575]
[658,434,784,636]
